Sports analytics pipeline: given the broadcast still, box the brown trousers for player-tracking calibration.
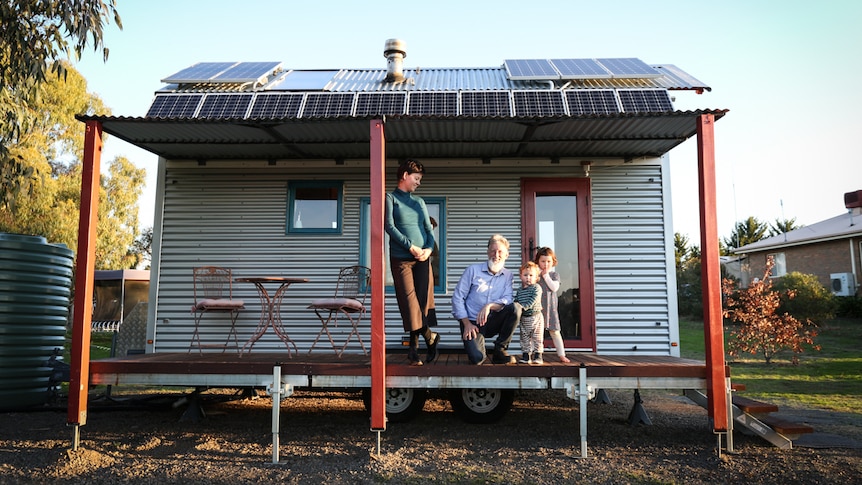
[390,257,437,332]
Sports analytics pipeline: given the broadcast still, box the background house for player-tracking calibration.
[733,190,862,296]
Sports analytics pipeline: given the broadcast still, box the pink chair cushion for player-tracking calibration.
[194,298,245,311]
[308,297,365,312]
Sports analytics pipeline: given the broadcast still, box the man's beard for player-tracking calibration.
[487,259,505,274]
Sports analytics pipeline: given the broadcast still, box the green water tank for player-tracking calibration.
[0,233,74,410]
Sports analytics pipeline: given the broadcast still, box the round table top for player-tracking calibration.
[235,276,309,284]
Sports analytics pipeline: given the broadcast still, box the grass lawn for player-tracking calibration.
[678,317,862,414]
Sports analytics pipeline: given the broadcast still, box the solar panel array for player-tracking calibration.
[162,61,282,84]
[354,93,407,116]
[145,88,673,119]
[248,93,304,119]
[197,93,254,118]
[460,91,512,117]
[513,91,566,117]
[407,92,458,116]
[566,90,620,115]
[146,94,204,118]
[618,89,673,113]
[503,59,559,80]
[504,58,660,80]
[301,93,356,118]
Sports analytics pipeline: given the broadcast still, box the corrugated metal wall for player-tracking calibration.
[591,163,675,354]
[150,159,675,356]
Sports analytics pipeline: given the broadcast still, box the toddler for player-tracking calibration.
[514,261,544,364]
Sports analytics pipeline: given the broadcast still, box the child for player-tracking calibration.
[535,247,571,363]
[514,261,544,364]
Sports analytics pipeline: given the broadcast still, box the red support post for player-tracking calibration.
[369,119,387,431]
[696,113,728,431]
[67,120,103,447]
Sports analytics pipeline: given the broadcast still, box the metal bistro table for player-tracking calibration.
[235,276,309,356]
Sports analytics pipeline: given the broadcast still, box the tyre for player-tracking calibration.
[448,388,514,424]
[362,388,427,423]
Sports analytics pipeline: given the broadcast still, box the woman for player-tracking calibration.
[384,159,439,365]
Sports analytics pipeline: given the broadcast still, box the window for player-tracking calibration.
[287,181,342,234]
[768,252,786,277]
[360,197,446,293]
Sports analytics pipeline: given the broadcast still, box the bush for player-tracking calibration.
[835,295,862,318]
[773,272,836,324]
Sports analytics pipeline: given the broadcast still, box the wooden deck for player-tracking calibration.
[90,350,724,391]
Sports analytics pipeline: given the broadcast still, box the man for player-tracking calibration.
[451,234,520,364]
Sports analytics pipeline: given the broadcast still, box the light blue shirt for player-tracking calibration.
[451,262,513,321]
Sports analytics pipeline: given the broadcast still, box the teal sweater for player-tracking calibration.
[384,189,435,260]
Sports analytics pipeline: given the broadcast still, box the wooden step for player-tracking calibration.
[732,395,779,414]
[759,415,815,437]
[731,383,746,392]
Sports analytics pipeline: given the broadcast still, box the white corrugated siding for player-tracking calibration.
[150,159,675,356]
[590,162,675,355]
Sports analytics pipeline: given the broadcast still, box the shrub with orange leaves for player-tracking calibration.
[721,257,820,364]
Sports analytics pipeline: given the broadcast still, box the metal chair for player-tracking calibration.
[190,266,244,353]
[308,265,370,357]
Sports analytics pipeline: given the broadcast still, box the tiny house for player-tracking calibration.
[70,40,730,454]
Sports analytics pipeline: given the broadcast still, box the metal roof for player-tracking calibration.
[81,110,726,161]
[78,59,725,161]
[733,210,862,254]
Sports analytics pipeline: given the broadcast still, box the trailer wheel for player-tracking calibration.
[448,388,513,424]
[362,388,427,423]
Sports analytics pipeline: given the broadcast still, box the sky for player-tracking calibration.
[73,0,862,245]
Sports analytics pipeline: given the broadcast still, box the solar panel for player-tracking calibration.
[300,93,356,118]
[196,93,254,119]
[270,70,339,91]
[211,62,282,83]
[504,59,559,80]
[407,92,458,116]
[460,91,512,117]
[248,93,304,119]
[564,90,620,115]
[512,91,566,117]
[354,92,407,116]
[145,94,204,118]
[595,58,660,79]
[617,89,673,113]
[551,59,610,79]
[161,62,237,84]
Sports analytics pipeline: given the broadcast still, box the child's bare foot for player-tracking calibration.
[559,355,571,363]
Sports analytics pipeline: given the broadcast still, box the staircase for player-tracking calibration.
[685,385,814,449]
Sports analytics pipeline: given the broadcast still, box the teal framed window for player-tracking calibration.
[287,181,342,234]
[360,197,446,293]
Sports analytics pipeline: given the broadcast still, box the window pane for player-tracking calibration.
[288,182,341,233]
[769,252,786,277]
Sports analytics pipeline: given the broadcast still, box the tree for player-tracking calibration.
[769,217,800,237]
[129,227,153,270]
[722,258,820,364]
[723,216,768,250]
[675,232,704,317]
[0,62,145,269]
[0,0,121,209]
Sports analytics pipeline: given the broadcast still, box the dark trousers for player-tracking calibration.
[459,303,520,364]
[390,257,437,332]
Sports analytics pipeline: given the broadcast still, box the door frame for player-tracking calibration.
[520,177,596,351]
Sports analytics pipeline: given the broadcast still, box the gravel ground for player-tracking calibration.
[1,388,860,484]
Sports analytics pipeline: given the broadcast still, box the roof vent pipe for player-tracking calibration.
[383,38,407,83]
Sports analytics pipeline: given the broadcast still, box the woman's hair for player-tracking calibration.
[534,246,557,266]
[397,159,425,181]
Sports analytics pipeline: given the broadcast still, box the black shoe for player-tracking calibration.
[407,348,423,366]
[491,348,516,365]
[425,332,440,363]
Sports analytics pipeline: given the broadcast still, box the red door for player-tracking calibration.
[520,178,596,351]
